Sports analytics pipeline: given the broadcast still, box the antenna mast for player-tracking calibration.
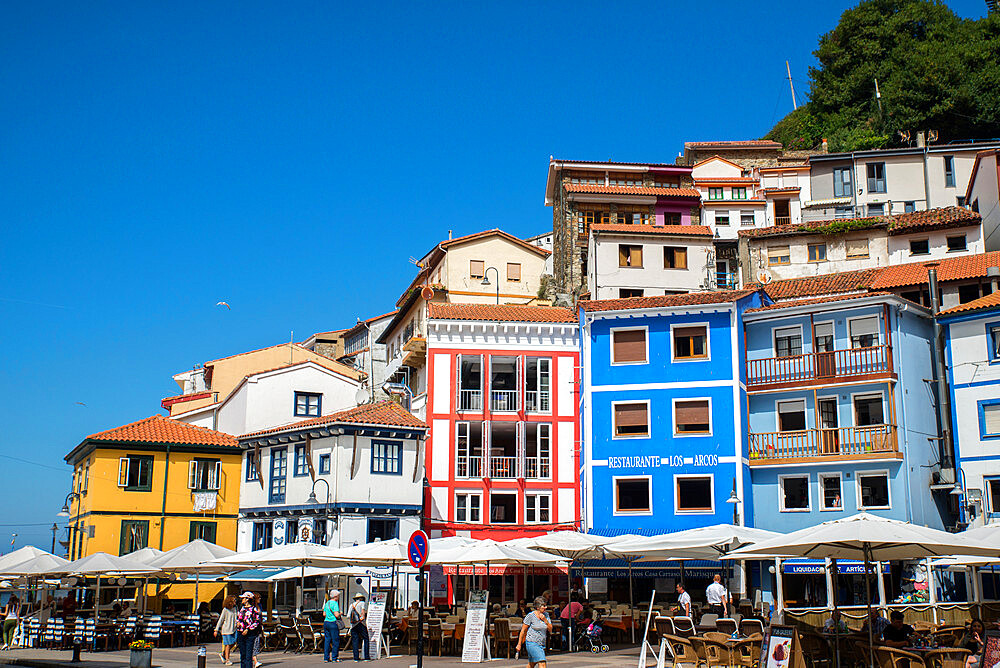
[786,61,797,110]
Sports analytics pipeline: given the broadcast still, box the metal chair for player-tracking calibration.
[655,617,676,640]
[700,613,719,629]
[143,616,162,647]
[740,618,765,637]
[673,616,696,638]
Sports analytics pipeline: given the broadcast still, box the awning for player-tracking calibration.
[803,197,852,208]
[570,559,723,578]
[224,567,286,582]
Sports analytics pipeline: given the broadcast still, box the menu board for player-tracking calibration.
[366,592,388,659]
[760,625,805,668]
[983,631,1000,668]
[461,590,490,663]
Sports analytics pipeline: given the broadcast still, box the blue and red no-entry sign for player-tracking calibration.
[407,530,429,569]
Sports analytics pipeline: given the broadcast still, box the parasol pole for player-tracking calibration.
[830,558,842,668]
[863,545,875,668]
[299,561,306,615]
[628,557,635,645]
[195,572,200,610]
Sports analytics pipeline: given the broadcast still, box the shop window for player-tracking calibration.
[858,472,890,509]
[675,476,713,513]
[618,244,643,268]
[820,474,843,511]
[910,239,930,256]
[119,520,149,556]
[611,328,647,365]
[947,235,967,252]
[778,400,806,431]
[774,326,803,357]
[118,455,154,492]
[614,477,651,514]
[663,246,688,269]
[674,399,711,434]
[673,325,708,360]
[768,245,790,266]
[367,519,399,543]
[780,475,810,511]
[613,402,649,438]
[294,392,322,417]
[456,493,482,523]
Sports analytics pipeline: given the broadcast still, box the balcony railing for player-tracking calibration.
[775,216,791,225]
[746,345,891,388]
[490,390,518,411]
[749,424,897,461]
[524,457,550,479]
[459,389,482,411]
[716,272,740,290]
[456,455,550,479]
[489,456,519,478]
[525,390,550,412]
[456,456,482,478]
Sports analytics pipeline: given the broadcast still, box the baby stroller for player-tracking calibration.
[575,615,610,654]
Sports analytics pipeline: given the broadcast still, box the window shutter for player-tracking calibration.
[188,461,197,490]
[212,461,222,490]
[675,247,687,269]
[984,405,1000,435]
[632,246,643,267]
[850,317,879,341]
[675,326,705,339]
[846,239,869,257]
[470,260,485,278]
[507,263,521,281]
[613,329,647,363]
[619,245,629,266]
[675,400,710,425]
[615,403,648,427]
[118,458,129,487]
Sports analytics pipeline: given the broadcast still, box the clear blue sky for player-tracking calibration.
[0,1,987,552]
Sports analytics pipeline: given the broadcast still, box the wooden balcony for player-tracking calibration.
[749,424,899,465]
[746,345,893,391]
[775,216,791,225]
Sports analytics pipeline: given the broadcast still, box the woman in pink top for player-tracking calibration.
[559,594,583,651]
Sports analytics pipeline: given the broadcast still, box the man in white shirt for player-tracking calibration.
[675,583,692,617]
[705,574,728,616]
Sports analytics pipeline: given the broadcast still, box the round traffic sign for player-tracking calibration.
[407,530,429,569]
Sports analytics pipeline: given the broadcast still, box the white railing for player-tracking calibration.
[489,456,518,478]
[459,389,483,411]
[490,390,518,412]
[525,390,550,412]
[456,457,482,478]
[524,457,550,479]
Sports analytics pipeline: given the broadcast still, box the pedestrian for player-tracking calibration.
[559,593,583,651]
[322,590,343,662]
[348,593,369,662]
[675,583,692,617]
[516,597,553,668]
[251,593,263,668]
[235,592,261,668]
[214,595,238,665]
[706,574,728,616]
[1,595,21,650]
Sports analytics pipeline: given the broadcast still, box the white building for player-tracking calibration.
[525,231,554,276]
[966,148,1000,252]
[758,164,812,226]
[337,310,399,403]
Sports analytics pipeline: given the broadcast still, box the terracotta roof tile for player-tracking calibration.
[747,292,898,313]
[242,401,427,438]
[438,229,551,256]
[580,289,760,312]
[564,184,701,198]
[685,140,783,149]
[693,177,759,185]
[871,250,1000,289]
[939,290,1000,316]
[428,303,577,323]
[762,187,801,194]
[756,268,883,300]
[884,206,981,235]
[591,224,713,237]
[86,415,238,447]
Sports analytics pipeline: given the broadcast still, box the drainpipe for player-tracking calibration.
[927,267,956,475]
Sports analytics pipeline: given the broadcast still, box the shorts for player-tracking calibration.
[524,641,546,663]
[222,634,236,646]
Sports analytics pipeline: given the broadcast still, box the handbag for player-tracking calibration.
[336,616,347,631]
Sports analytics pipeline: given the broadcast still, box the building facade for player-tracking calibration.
[423,303,580,540]
[966,149,1000,252]
[336,310,399,403]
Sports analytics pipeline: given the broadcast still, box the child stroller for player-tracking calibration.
[575,616,610,654]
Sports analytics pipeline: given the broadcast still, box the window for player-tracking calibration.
[490,492,517,523]
[944,156,955,187]
[188,458,221,491]
[833,167,853,197]
[947,235,967,252]
[835,206,853,219]
[674,399,711,435]
[854,394,885,426]
[675,475,713,513]
[868,202,885,216]
[117,455,154,492]
[909,238,930,256]
[979,401,1000,438]
[858,471,890,509]
[664,212,682,225]
[768,245,790,266]
[293,445,309,477]
[715,211,730,226]
[663,246,688,269]
[866,162,886,193]
[189,521,217,543]
[252,522,273,551]
[774,326,803,358]
[814,322,834,352]
[269,448,287,504]
[455,493,482,523]
[507,263,521,282]
[990,326,1000,361]
[820,474,843,511]
[846,238,869,259]
[619,288,643,298]
[618,244,643,267]
[470,260,485,279]
[808,243,827,262]
[313,519,327,545]
[988,479,1000,516]
[119,520,149,556]
[284,519,298,544]
[525,494,551,523]
[613,402,649,438]
[778,400,806,431]
[614,477,652,514]
[960,284,984,304]
[611,327,647,365]
[577,210,595,234]
[957,196,966,207]
[733,187,747,200]
[294,391,321,417]
[708,187,724,200]
[623,211,651,225]
[904,201,916,213]
[740,211,755,227]
[367,518,399,543]
[779,475,810,511]
[849,317,879,348]
[371,440,403,475]
[318,453,331,475]
[673,325,708,360]
[245,453,258,481]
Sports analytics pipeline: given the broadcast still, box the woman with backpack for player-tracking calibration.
[347,593,369,662]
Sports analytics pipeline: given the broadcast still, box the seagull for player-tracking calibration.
[75,402,87,407]
[216,301,231,310]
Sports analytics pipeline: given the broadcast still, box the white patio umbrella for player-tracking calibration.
[44,552,157,619]
[606,524,781,561]
[0,546,51,574]
[123,547,165,565]
[146,539,237,606]
[0,552,70,576]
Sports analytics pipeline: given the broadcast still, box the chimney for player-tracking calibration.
[916,131,926,148]
[448,230,452,240]
[821,138,828,153]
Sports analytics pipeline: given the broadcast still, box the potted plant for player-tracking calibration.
[129,640,153,668]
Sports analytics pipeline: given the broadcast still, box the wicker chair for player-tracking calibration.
[732,637,763,668]
[922,648,971,668]
[874,646,924,668]
[655,617,676,640]
[673,616,696,638]
[663,634,705,668]
[702,639,733,668]
[740,619,765,637]
[716,618,739,636]
[931,628,965,648]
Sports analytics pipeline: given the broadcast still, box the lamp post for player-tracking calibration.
[480,267,500,305]
[307,478,333,544]
[57,492,81,559]
[725,487,740,525]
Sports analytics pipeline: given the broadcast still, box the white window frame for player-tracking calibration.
[454,491,483,524]
[813,321,835,351]
[188,460,222,491]
[670,321,711,363]
[488,491,519,524]
[611,399,651,440]
[847,314,882,347]
[672,396,713,437]
[778,474,811,513]
[524,493,552,524]
[851,390,887,427]
[609,325,649,366]
[856,469,892,510]
[773,324,804,358]
[613,475,653,516]
[674,473,715,515]
[819,472,844,511]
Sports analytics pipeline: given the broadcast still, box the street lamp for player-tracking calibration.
[725,486,741,525]
[480,267,500,305]
[57,492,81,517]
[306,478,331,506]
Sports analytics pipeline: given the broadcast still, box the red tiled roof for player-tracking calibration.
[551,158,685,168]
[580,289,760,312]
[564,184,701,198]
[756,268,883,300]
[242,401,427,438]
[747,292,898,313]
[591,224,713,237]
[884,206,981,235]
[160,391,213,410]
[939,290,1000,316]
[428,303,577,323]
[871,250,1000,289]
[438,229,551,256]
[86,415,238,447]
[685,140,783,150]
[694,177,758,185]
[762,187,801,194]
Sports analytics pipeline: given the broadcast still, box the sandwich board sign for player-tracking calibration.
[366,591,389,659]
[461,590,490,663]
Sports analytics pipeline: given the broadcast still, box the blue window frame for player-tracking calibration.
[833,167,853,197]
[245,453,258,482]
[251,522,273,551]
[269,448,288,503]
[318,453,331,475]
[371,440,403,475]
[294,392,322,417]
[986,478,1000,518]
[293,445,309,477]
[986,321,1000,362]
[977,399,1000,439]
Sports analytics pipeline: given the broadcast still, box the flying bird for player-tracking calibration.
[216,301,231,310]
[75,402,87,407]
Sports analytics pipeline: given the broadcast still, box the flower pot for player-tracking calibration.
[130,649,152,668]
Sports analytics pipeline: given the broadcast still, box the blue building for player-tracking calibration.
[742,293,947,533]
[579,289,770,536]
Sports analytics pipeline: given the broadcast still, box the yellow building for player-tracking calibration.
[64,414,242,609]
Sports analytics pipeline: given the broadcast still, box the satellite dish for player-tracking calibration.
[355,388,369,405]
[756,270,773,285]
[421,286,434,300]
